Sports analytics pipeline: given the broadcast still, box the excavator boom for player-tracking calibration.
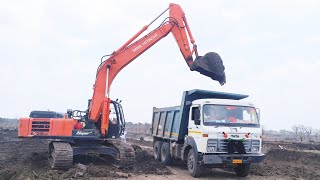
[89,3,226,135]
[18,3,226,170]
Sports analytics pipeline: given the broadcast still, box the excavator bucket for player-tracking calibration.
[191,52,226,85]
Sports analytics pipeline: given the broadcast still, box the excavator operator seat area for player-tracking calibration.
[106,100,125,139]
[18,117,74,137]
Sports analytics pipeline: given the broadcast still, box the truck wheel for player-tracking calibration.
[160,142,172,165]
[187,149,202,177]
[234,163,251,177]
[153,141,162,161]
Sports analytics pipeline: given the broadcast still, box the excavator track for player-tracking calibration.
[107,140,136,167]
[118,143,135,162]
[112,140,135,160]
[49,142,73,170]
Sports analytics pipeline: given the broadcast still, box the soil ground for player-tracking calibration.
[0,128,319,180]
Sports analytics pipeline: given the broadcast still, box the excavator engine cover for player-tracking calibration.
[191,52,226,85]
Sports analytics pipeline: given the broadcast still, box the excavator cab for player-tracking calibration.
[106,100,125,139]
[70,99,125,139]
[191,52,226,85]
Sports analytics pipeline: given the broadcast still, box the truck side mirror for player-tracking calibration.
[256,108,261,121]
[194,108,201,125]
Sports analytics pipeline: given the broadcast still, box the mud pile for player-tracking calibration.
[251,149,320,179]
[0,129,170,180]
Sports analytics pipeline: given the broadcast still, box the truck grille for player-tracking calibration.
[31,121,50,132]
[216,139,260,153]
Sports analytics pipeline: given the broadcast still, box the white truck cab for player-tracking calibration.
[152,90,265,177]
[189,99,262,154]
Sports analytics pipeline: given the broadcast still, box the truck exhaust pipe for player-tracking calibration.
[191,52,226,85]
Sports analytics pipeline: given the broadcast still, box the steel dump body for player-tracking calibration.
[151,89,248,142]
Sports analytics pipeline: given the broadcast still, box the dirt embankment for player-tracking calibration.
[251,149,320,179]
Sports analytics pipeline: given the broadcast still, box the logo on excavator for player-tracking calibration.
[76,131,92,136]
[132,33,158,53]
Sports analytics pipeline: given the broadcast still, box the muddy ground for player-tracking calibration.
[0,129,170,180]
[0,128,319,180]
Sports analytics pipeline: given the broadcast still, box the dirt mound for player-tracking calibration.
[263,141,320,152]
[251,149,320,179]
[128,145,170,175]
[127,137,153,147]
[0,129,170,180]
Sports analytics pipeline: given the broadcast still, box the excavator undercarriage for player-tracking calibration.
[48,139,135,170]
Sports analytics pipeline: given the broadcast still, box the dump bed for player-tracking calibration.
[151,89,248,142]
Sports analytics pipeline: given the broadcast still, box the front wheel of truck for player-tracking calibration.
[234,163,251,177]
[187,149,202,177]
[153,141,162,161]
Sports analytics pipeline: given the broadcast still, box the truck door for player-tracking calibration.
[188,106,202,139]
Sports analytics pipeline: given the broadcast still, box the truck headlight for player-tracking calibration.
[251,140,260,152]
[251,146,259,152]
[207,146,215,152]
[207,139,217,152]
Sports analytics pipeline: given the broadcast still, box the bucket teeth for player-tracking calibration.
[191,52,226,85]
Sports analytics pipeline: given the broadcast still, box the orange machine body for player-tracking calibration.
[19,3,219,138]
[18,117,75,137]
[89,3,199,135]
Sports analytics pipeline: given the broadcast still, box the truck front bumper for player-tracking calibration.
[202,153,265,165]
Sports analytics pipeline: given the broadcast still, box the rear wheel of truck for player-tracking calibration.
[160,142,171,165]
[234,163,251,177]
[153,141,162,161]
[187,149,202,177]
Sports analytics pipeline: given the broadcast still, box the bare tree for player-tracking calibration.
[292,125,300,141]
[313,129,320,142]
[302,126,313,142]
[292,125,307,142]
[298,125,307,142]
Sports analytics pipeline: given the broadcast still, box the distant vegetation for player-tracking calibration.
[0,117,18,121]
[0,117,18,130]
[263,125,320,143]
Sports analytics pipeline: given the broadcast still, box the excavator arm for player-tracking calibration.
[89,3,226,135]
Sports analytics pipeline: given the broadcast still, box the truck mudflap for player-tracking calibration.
[202,153,265,165]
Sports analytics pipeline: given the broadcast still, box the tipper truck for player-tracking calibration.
[152,89,265,177]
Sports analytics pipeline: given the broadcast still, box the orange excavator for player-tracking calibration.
[18,3,226,169]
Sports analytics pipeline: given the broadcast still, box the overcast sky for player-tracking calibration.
[1,0,319,130]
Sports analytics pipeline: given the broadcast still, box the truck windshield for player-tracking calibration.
[202,105,259,126]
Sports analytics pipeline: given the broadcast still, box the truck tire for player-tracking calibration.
[234,163,251,177]
[153,141,162,161]
[187,149,202,177]
[160,142,172,165]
